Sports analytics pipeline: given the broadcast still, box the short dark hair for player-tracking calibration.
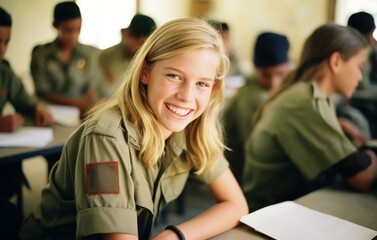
[0,7,12,27]
[253,32,290,67]
[347,11,376,35]
[53,1,81,25]
[122,14,156,38]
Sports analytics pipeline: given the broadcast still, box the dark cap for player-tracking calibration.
[53,1,81,25]
[347,11,376,35]
[0,7,11,27]
[208,20,229,32]
[123,14,156,38]
[253,32,290,67]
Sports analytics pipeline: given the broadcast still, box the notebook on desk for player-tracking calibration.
[240,201,377,240]
[0,127,53,147]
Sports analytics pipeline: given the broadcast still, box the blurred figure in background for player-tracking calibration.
[0,7,52,239]
[31,1,100,119]
[98,14,156,98]
[222,32,290,184]
[243,24,377,212]
[30,1,101,171]
[348,11,377,86]
[342,11,377,139]
[209,20,243,100]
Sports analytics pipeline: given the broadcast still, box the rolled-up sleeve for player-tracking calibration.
[75,129,139,237]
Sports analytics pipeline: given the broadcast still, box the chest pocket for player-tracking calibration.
[161,171,189,203]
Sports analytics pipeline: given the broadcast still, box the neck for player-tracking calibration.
[315,73,334,96]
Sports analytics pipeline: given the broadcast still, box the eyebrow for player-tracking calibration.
[164,67,216,81]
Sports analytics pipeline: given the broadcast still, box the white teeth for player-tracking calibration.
[166,104,190,116]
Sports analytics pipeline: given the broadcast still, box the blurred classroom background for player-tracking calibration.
[1,0,376,218]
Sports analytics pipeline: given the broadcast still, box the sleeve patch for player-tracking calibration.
[85,161,119,195]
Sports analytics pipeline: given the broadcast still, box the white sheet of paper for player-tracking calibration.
[48,104,80,126]
[240,201,377,240]
[0,127,53,147]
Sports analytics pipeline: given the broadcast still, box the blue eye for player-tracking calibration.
[167,74,180,80]
[197,82,210,88]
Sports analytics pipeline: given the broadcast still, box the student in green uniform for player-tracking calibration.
[0,7,52,239]
[222,32,290,184]
[345,12,377,138]
[19,18,248,240]
[31,1,101,172]
[348,11,377,86]
[31,1,100,118]
[242,23,377,212]
[0,7,52,132]
[98,14,156,98]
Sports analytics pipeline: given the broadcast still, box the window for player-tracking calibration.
[76,0,137,49]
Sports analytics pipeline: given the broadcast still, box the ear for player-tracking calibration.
[140,61,150,84]
[328,52,342,73]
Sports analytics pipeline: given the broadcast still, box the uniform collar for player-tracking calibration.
[51,39,84,58]
[311,81,328,100]
[122,117,141,151]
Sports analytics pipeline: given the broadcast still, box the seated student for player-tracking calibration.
[31,1,100,118]
[18,18,248,240]
[0,7,52,239]
[348,11,377,86]
[346,11,377,138]
[31,1,101,171]
[222,32,290,184]
[98,14,156,98]
[242,23,377,212]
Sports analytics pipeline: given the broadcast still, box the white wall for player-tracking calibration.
[139,0,191,27]
[2,0,62,90]
[208,0,328,74]
[3,0,365,79]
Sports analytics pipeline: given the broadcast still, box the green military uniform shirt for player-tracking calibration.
[242,81,356,211]
[98,43,132,98]
[19,108,228,239]
[31,41,101,98]
[222,75,268,183]
[0,60,37,114]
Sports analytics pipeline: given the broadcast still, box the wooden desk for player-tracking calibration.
[211,186,377,239]
[0,124,78,165]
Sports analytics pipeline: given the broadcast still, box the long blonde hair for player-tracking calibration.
[253,23,368,126]
[88,18,229,173]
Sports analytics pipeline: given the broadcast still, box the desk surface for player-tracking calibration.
[211,186,377,239]
[0,124,78,164]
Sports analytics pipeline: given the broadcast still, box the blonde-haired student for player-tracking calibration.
[242,23,377,212]
[19,18,248,240]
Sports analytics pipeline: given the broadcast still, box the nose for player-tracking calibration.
[176,82,195,102]
[270,76,282,90]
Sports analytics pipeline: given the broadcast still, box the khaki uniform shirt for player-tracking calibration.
[222,75,268,183]
[19,108,228,239]
[242,81,356,211]
[31,41,101,98]
[98,43,131,98]
[0,61,37,114]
